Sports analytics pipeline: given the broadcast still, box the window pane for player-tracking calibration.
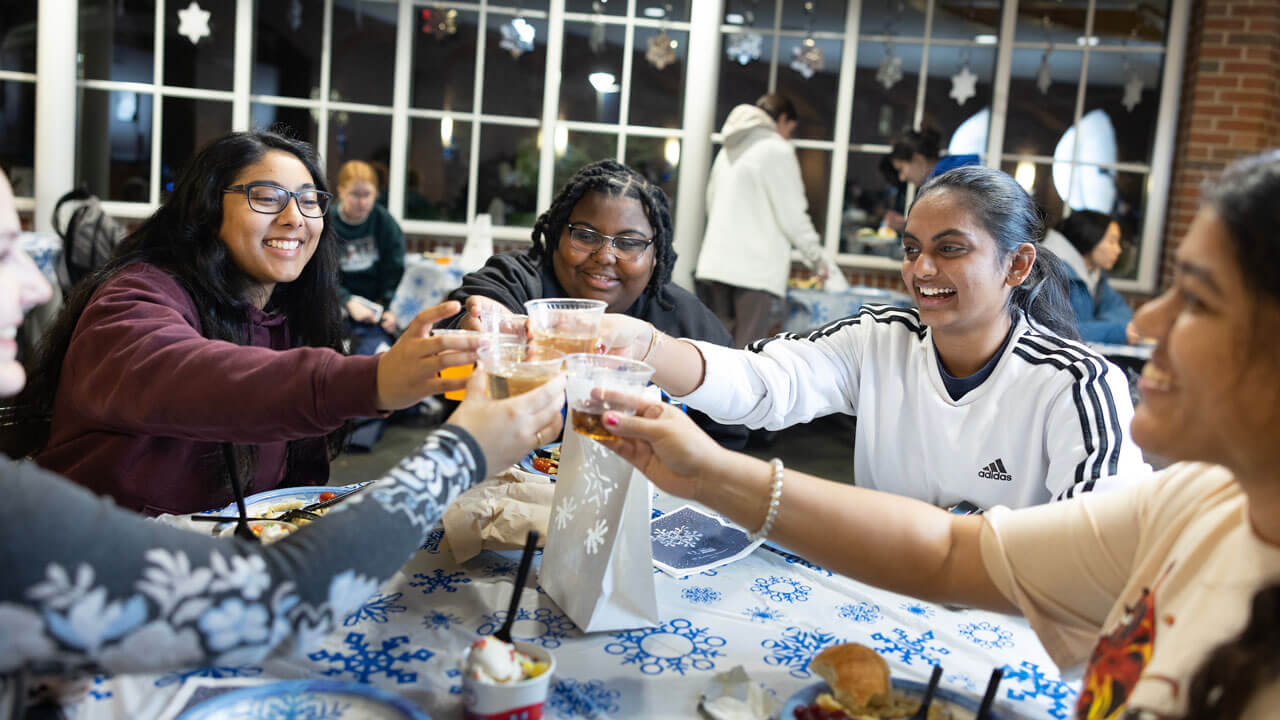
[477,124,541,228]
[251,0,323,99]
[408,117,470,222]
[1083,52,1165,165]
[777,35,841,141]
[560,21,624,124]
[76,89,153,202]
[851,41,922,145]
[483,14,546,118]
[1,3,37,73]
[919,46,995,153]
[629,28,686,129]
[566,0,626,17]
[841,151,903,257]
[1000,158,1061,224]
[1107,170,1151,281]
[1002,48,1082,157]
[641,2,690,22]
[164,0,236,91]
[796,147,830,235]
[411,8,478,111]
[1013,3,1087,46]
[78,0,155,83]
[781,0,845,32]
[325,111,393,196]
[250,103,319,149]
[928,1,1003,40]
[161,98,232,199]
[331,1,397,106]
[0,81,36,194]
[1090,0,1171,48]
[860,0,928,38]
[717,31,771,130]
[553,131,616,192]
[624,135,680,208]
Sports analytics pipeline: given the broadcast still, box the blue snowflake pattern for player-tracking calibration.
[681,586,722,604]
[245,692,349,719]
[343,592,407,626]
[744,606,784,623]
[958,621,1015,650]
[476,607,577,649]
[762,626,843,679]
[423,609,464,631]
[409,568,471,595]
[154,665,262,688]
[472,555,518,577]
[1001,661,1078,720]
[750,575,811,603]
[604,618,727,676]
[446,668,462,695]
[548,677,622,718]
[651,507,665,519]
[421,528,445,553]
[763,546,833,577]
[947,673,977,692]
[88,674,113,701]
[837,601,881,624]
[308,633,433,684]
[899,601,936,619]
[871,628,951,667]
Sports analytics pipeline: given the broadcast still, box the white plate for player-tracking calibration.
[174,678,428,719]
[206,483,367,533]
[519,442,561,478]
[778,678,1033,720]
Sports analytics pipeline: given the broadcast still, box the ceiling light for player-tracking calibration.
[973,34,997,45]
[725,12,745,24]
[588,72,619,93]
[643,6,666,18]
[1075,36,1100,46]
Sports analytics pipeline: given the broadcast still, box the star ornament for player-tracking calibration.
[726,32,763,66]
[876,52,903,90]
[1036,51,1053,94]
[949,64,978,105]
[500,17,536,59]
[646,30,677,70]
[790,38,824,79]
[177,1,211,45]
[1122,70,1145,112]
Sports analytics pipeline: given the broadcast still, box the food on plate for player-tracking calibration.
[796,643,958,720]
[530,445,561,475]
[215,491,342,542]
[464,636,550,684]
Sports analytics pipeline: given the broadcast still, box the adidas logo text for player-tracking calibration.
[978,458,1013,482]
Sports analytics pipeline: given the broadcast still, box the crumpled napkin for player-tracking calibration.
[699,666,780,720]
[442,466,555,563]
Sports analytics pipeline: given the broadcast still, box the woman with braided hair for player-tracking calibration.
[446,159,747,450]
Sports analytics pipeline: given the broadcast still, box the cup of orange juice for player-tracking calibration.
[431,328,479,401]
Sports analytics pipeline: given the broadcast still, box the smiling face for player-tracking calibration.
[338,178,376,225]
[552,191,656,313]
[1088,221,1123,271]
[218,150,324,307]
[1130,208,1280,467]
[901,189,1029,342]
[0,172,53,397]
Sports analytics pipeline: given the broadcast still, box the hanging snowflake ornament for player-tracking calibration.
[176,1,212,45]
[949,64,978,105]
[500,17,536,58]
[790,37,824,79]
[876,45,904,90]
[1122,66,1145,112]
[589,21,606,53]
[726,32,763,65]
[646,30,677,70]
[1036,49,1053,94]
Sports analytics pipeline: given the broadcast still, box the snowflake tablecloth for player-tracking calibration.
[785,286,913,334]
[387,256,469,331]
[73,495,1077,719]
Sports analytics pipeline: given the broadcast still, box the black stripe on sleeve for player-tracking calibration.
[1029,334,1125,475]
[746,304,925,354]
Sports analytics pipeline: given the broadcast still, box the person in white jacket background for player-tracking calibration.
[695,93,841,349]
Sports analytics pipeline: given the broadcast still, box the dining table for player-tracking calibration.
[70,485,1079,720]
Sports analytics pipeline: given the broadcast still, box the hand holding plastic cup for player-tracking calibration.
[476,342,565,399]
[565,353,655,442]
[478,309,529,344]
[431,328,481,401]
[524,299,606,356]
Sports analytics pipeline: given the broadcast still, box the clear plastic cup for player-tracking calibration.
[479,310,529,344]
[431,328,480,401]
[524,299,606,356]
[564,353,655,442]
[460,642,555,720]
[476,343,565,399]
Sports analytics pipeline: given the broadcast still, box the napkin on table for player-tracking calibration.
[441,466,554,563]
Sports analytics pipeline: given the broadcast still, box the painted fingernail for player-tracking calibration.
[603,413,619,426]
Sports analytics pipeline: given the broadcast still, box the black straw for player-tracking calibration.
[975,667,1004,720]
[494,530,539,644]
[222,444,259,544]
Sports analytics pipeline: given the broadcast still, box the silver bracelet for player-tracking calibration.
[748,458,785,543]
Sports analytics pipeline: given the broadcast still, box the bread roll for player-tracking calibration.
[809,642,891,713]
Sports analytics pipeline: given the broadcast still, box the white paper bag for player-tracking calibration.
[457,213,495,272]
[540,426,659,633]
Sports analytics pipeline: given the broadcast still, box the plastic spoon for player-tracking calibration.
[494,530,539,644]
[975,667,1004,720]
[909,664,944,720]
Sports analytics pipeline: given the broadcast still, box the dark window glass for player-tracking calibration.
[411,8,478,111]
[624,135,679,208]
[0,81,36,193]
[780,0,845,32]
[408,116,470,222]
[796,147,830,236]
[1091,0,1171,48]
[628,28,686,128]
[776,35,841,141]
[1002,48,1082,157]
[552,130,616,193]
[850,41,922,145]
[250,102,319,149]
[482,14,546,118]
[76,89,153,202]
[78,0,155,83]
[325,111,393,196]
[1,3,37,73]
[841,150,905,257]
[859,0,928,38]
[566,0,626,17]
[251,0,323,99]
[1013,3,1087,46]
[716,31,771,131]
[161,97,231,200]
[560,21,624,124]
[918,46,995,153]
[164,0,236,91]
[1108,169,1150,280]
[929,3,1003,40]
[476,123,541,227]
[330,1,397,106]
[1083,51,1165,165]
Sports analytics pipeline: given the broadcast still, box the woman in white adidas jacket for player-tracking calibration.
[606,166,1148,510]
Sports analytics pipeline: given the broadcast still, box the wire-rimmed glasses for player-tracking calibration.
[565,223,654,262]
[224,182,333,218]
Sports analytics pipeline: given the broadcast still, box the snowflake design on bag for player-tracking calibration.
[476,607,577,649]
[899,601,935,619]
[585,518,609,555]
[581,443,619,510]
[343,592,407,626]
[762,626,843,679]
[308,632,433,684]
[750,576,811,603]
[681,586,722,605]
[653,525,702,548]
[604,618,727,676]
[154,665,262,688]
[548,677,622,718]
[871,628,951,667]
[744,606,784,623]
[409,568,471,595]
[421,528,445,554]
[837,601,881,624]
[554,495,579,531]
[959,621,1014,650]
[764,546,833,577]
[423,610,463,631]
[1001,661,1078,719]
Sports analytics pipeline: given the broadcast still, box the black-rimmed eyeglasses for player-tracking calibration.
[224,182,333,218]
[565,223,654,262]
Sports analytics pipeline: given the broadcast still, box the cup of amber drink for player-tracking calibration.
[477,343,565,399]
[479,309,529,344]
[524,299,606,356]
[564,353,655,441]
[431,328,481,401]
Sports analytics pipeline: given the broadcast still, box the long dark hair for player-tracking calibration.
[911,166,1080,340]
[5,129,347,479]
[1183,150,1280,720]
[1057,209,1116,257]
[528,159,678,310]
[891,127,942,162]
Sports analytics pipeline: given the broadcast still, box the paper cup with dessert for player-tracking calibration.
[460,635,555,720]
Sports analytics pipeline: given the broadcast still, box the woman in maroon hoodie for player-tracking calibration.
[8,130,508,515]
